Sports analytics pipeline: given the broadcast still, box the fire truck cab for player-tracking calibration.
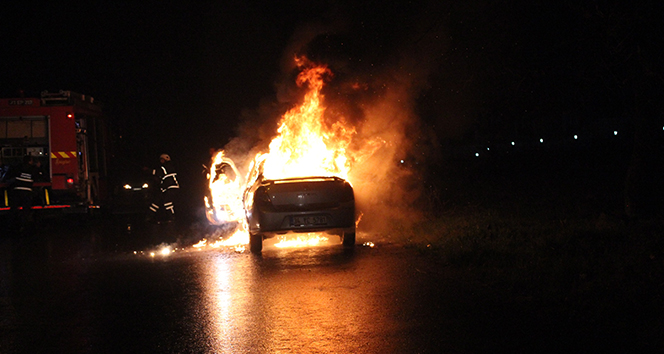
[0,90,109,213]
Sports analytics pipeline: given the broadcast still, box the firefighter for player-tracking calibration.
[147,153,179,222]
[9,155,39,230]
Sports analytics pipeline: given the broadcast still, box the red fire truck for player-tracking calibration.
[0,90,110,214]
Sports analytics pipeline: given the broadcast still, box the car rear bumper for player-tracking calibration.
[248,205,355,237]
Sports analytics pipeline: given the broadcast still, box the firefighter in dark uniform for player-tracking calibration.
[148,154,179,222]
[10,155,39,230]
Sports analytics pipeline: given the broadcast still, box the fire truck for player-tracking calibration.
[0,90,110,214]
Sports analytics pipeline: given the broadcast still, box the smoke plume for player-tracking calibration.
[220,5,447,237]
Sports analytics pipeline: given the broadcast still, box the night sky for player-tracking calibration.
[2,1,662,209]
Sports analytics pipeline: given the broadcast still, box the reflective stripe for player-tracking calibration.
[58,151,76,158]
[14,187,32,191]
[51,151,77,158]
[16,176,34,183]
[156,164,179,191]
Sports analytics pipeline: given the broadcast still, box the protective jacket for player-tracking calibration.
[12,162,37,192]
[153,161,179,192]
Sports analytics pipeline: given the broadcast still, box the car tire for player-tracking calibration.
[250,233,263,253]
[342,231,355,247]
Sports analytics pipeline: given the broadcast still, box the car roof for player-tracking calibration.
[264,176,344,185]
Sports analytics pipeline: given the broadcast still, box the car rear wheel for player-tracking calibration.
[250,233,263,253]
[342,231,355,247]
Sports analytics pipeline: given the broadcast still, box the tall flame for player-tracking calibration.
[260,58,355,182]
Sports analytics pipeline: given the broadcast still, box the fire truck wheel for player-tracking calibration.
[250,233,263,253]
[342,231,356,248]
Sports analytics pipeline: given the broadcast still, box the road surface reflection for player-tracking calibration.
[199,246,391,353]
[2,225,430,353]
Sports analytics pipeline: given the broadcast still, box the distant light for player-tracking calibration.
[475,153,479,157]
[574,135,578,140]
[123,184,132,190]
[511,142,515,146]
[540,138,544,143]
[142,183,149,189]
[486,147,490,151]
[614,131,618,136]
[400,160,404,164]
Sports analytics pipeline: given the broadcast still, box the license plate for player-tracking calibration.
[291,215,328,226]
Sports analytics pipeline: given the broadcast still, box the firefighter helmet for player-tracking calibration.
[160,154,171,162]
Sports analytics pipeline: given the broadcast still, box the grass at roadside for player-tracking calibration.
[400,151,663,290]
[409,210,663,287]
[390,198,664,350]
[379,150,664,350]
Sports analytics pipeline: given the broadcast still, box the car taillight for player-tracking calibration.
[255,188,271,205]
[66,177,75,188]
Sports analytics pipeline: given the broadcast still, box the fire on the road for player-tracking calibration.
[193,229,248,253]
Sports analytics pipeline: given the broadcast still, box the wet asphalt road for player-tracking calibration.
[0,216,656,353]
[1,220,454,354]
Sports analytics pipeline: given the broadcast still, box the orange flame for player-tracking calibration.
[260,58,355,182]
[206,150,244,225]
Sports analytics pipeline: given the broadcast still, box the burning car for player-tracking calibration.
[204,59,365,252]
[243,158,356,252]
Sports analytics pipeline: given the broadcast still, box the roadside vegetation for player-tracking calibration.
[389,148,664,350]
